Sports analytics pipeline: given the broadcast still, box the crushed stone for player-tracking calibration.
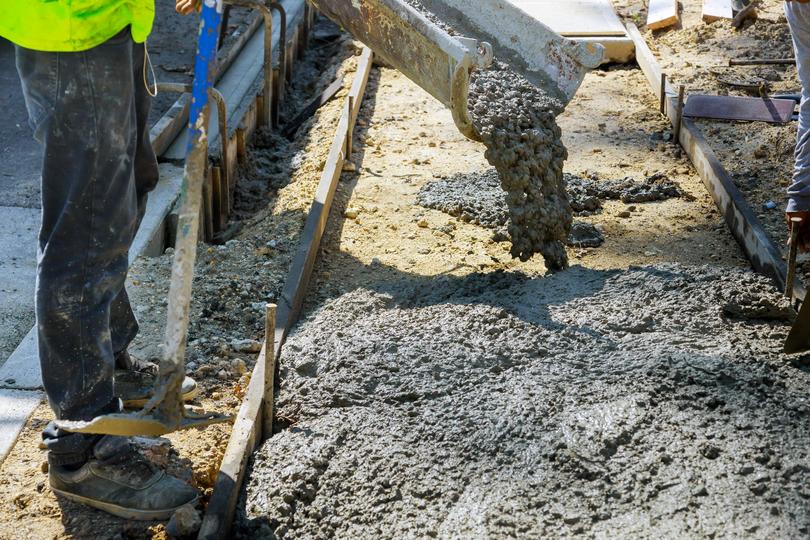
[237,264,809,539]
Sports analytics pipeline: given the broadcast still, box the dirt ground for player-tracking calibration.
[1,2,808,539]
[616,0,802,265]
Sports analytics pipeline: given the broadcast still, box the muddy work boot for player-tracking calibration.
[115,351,199,408]
[49,436,199,520]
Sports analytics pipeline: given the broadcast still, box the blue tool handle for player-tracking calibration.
[186,0,224,156]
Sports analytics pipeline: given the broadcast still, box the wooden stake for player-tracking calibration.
[236,127,247,165]
[787,218,803,300]
[256,94,267,129]
[202,171,214,241]
[212,166,224,232]
[675,84,685,143]
[263,304,277,437]
[659,73,667,115]
[346,95,355,157]
[272,67,282,127]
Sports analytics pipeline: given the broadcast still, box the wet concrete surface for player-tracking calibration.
[238,264,809,539]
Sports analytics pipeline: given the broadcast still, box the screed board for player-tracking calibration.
[703,0,733,22]
[647,0,679,30]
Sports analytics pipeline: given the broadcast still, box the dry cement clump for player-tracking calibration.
[416,169,508,229]
[566,172,683,214]
[468,62,571,269]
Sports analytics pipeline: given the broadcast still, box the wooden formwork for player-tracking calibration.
[197,46,375,540]
[626,24,806,302]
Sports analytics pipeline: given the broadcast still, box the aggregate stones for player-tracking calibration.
[237,264,810,538]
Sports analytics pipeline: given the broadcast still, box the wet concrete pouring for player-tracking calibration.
[231,8,810,540]
[3,3,809,538]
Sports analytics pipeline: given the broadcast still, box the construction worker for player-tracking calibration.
[787,1,810,250]
[1,1,202,520]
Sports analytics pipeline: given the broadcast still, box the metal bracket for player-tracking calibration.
[225,0,279,127]
[157,83,231,195]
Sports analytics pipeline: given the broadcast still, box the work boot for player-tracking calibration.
[114,351,199,409]
[49,436,199,520]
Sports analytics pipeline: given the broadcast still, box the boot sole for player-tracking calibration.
[122,385,200,409]
[52,487,198,521]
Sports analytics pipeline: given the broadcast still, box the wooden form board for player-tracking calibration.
[626,23,805,301]
[511,0,627,37]
[197,46,375,540]
[647,0,679,30]
[703,0,733,22]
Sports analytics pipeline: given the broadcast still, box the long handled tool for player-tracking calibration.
[56,0,233,436]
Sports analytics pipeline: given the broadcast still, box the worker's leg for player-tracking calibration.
[786,2,810,212]
[16,31,199,517]
[16,28,140,455]
[110,41,160,362]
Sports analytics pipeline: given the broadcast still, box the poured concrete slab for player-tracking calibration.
[0,207,38,367]
[511,0,635,64]
[0,389,42,465]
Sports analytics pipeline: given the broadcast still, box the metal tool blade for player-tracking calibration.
[55,408,233,437]
[785,298,810,354]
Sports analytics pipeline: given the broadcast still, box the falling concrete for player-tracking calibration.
[399,0,572,270]
[237,264,810,539]
[468,62,571,269]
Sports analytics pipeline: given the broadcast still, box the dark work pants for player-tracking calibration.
[15,28,159,463]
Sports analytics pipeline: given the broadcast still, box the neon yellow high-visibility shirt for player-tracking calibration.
[0,1,155,52]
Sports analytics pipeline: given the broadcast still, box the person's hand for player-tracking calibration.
[176,0,201,15]
[786,211,810,253]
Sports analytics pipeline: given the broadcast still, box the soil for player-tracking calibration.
[613,0,805,271]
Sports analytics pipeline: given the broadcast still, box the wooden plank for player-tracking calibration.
[626,23,805,301]
[276,48,373,331]
[197,47,375,540]
[511,0,627,37]
[282,75,345,139]
[703,0,733,23]
[647,0,679,30]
